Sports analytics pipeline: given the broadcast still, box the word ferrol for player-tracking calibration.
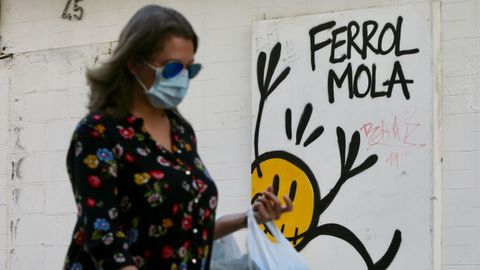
[309,16,420,103]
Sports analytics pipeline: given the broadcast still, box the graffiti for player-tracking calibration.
[285,104,324,147]
[253,42,291,177]
[360,110,427,150]
[360,108,427,170]
[326,61,414,103]
[385,152,399,169]
[309,17,419,103]
[61,0,84,21]
[309,17,420,66]
[251,42,402,269]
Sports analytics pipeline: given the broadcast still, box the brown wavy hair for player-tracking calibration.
[86,5,198,119]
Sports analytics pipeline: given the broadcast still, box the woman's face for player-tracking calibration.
[133,35,195,90]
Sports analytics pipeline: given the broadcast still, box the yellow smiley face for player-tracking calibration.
[251,151,320,248]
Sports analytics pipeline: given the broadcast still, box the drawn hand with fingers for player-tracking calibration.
[251,42,402,269]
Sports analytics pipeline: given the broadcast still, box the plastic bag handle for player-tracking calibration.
[264,221,288,244]
[248,209,287,244]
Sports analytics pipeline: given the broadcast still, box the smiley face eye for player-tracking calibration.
[253,174,296,203]
[289,180,297,202]
[272,174,280,196]
[269,174,297,202]
[251,174,281,205]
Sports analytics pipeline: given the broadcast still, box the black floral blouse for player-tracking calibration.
[64,109,218,270]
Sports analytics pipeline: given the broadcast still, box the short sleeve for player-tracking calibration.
[67,116,134,269]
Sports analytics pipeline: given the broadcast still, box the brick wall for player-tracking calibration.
[0,0,478,269]
[0,43,10,270]
[441,0,480,269]
[4,44,113,269]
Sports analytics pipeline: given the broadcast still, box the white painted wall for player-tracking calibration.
[0,36,10,270]
[441,0,480,269]
[0,0,478,269]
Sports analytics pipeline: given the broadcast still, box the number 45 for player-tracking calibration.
[61,0,84,20]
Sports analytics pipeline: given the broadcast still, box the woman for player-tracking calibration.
[64,5,293,270]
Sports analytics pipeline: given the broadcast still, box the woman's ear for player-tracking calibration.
[127,57,140,75]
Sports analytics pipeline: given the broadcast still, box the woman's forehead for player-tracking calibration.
[149,36,195,64]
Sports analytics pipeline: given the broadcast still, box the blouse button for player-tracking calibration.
[192,258,197,264]
[193,228,198,234]
[185,170,191,176]
[177,149,182,154]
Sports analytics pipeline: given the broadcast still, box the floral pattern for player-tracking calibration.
[64,110,218,270]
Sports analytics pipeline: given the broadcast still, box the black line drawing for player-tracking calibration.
[251,42,402,269]
[285,104,325,147]
[253,42,291,177]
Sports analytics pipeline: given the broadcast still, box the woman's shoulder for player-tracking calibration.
[75,111,107,129]
[169,109,195,133]
[72,111,119,141]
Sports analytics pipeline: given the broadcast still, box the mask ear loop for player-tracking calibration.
[134,75,150,93]
[134,60,160,93]
[142,60,158,71]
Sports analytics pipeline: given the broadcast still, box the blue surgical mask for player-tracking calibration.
[135,61,190,109]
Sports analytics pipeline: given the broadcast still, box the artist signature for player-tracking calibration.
[359,106,427,169]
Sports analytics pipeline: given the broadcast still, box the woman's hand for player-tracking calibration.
[120,266,138,270]
[252,186,293,224]
[213,187,293,240]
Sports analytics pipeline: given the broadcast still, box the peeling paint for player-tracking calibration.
[10,161,14,181]
[13,126,24,151]
[107,42,113,55]
[14,157,24,180]
[11,188,19,205]
[9,218,19,242]
[10,157,25,181]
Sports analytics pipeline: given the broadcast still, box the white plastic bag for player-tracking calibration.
[211,233,251,270]
[247,209,309,270]
[211,210,309,270]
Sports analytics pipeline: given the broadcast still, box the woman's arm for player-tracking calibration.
[213,212,248,240]
[68,117,135,269]
[213,186,293,240]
